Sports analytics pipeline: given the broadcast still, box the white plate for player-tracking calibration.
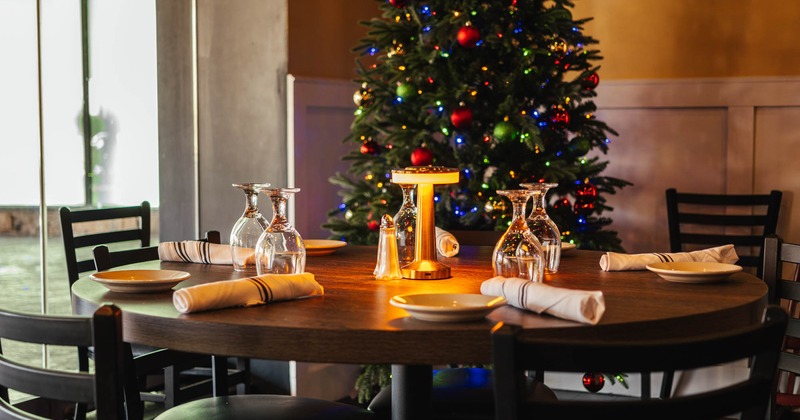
[645,262,742,283]
[561,242,577,253]
[390,293,507,322]
[90,269,191,293]
[305,239,347,256]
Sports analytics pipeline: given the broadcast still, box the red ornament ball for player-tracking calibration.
[574,198,595,215]
[576,183,598,198]
[389,0,407,8]
[367,220,380,231]
[552,198,572,209]
[550,108,570,130]
[457,26,481,48]
[450,106,473,129]
[360,140,380,155]
[582,372,605,392]
[581,72,600,90]
[410,146,434,166]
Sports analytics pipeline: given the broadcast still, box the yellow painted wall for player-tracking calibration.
[288,0,800,80]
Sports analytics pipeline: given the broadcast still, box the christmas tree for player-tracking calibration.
[324,0,631,251]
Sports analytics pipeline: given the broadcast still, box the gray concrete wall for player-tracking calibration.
[157,0,288,242]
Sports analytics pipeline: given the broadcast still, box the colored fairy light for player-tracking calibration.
[437,106,444,112]
[509,170,515,178]
[574,180,582,185]
[442,127,450,135]
[483,157,489,164]
[572,27,580,32]
[385,173,391,178]
[483,135,491,142]
[455,136,464,144]
[394,97,403,104]
[401,125,407,129]
[471,206,478,213]
[578,217,586,224]
[481,183,489,189]
[471,10,477,16]
[366,174,374,180]
[464,168,471,178]
[398,65,406,71]
[481,66,488,71]
[441,51,450,58]
[367,47,379,55]
[427,77,434,84]
[538,121,547,127]
[434,193,441,202]
[524,69,531,75]
[556,150,562,157]
[421,5,431,15]
[581,159,586,164]
[545,161,551,166]
[533,110,540,117]
[377,182,384,188]
[475,40,483,46]
[338,203,346,211]
[454,208,460,215]
[354,109,362,116]
[453,11,460,17]
[604,138,611,144]
[422,26,431,32]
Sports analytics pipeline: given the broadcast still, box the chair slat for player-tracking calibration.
[679,233,764,247]
[678,213,770,227]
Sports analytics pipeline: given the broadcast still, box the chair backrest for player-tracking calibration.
[93,230,222,272]
[0,304,125,419]
[491,306,787,420]
[60,201,152,286]
[762,235,800,418]
[665,188,782,275]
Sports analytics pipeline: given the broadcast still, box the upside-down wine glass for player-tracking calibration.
[230,183,270,271]
[393,183,416,265]
[255,187,306,275]
[520,182,562,274]
[492,189,544,282]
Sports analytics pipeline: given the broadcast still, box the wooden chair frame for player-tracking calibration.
[0,304,125,420]
[492,306,787,420]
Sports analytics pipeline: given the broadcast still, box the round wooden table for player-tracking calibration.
[71,245,768,419]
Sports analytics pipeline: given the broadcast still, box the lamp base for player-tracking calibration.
[401,259,451,280]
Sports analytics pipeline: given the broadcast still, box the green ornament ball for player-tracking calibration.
[395,83,415,99]
[493,122,517,141]
[570,137,591,155]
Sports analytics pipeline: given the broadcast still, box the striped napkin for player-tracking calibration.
[599,244,739,271]
[435,227,460,257]
[173,272,324,313]
[481,276,605,325]
[158,241,235,265]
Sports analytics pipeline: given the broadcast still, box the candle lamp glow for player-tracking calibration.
[391,166,459,279]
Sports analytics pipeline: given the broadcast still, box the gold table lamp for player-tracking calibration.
[391,166,460,279]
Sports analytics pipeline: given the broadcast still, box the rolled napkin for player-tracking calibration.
[599,244,739,271]
[481,276,605,325]
[159,240,251,266]
[173,272,324,313]
[435,227,460,257]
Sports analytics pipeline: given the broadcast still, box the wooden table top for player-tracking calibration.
[71,245,768,365]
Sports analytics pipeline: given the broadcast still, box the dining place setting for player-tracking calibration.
[70,169,771,420]
[86,167,749,328]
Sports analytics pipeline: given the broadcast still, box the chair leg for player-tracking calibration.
[164,365,179,408]
[122,343,144,420]
[641,372,651,400]
[212,356,229,397]
[660,371,674,399]
[236,358,251,395]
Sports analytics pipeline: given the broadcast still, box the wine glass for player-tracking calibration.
[230,183,270,271]
[255,187,306,275]
[520,182,562,273]
[393,183,416,265]
[492,189,544,282]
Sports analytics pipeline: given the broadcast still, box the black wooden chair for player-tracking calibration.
[762,235,800,420]
[491,306,787,420]
[0,303,126,420]
[92,233,251,412]
[666,188,782,277]
[59,202,230,419]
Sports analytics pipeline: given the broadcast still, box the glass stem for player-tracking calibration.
[269,194,290,231]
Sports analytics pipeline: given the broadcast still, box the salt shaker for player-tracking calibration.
[373,214,403,280]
